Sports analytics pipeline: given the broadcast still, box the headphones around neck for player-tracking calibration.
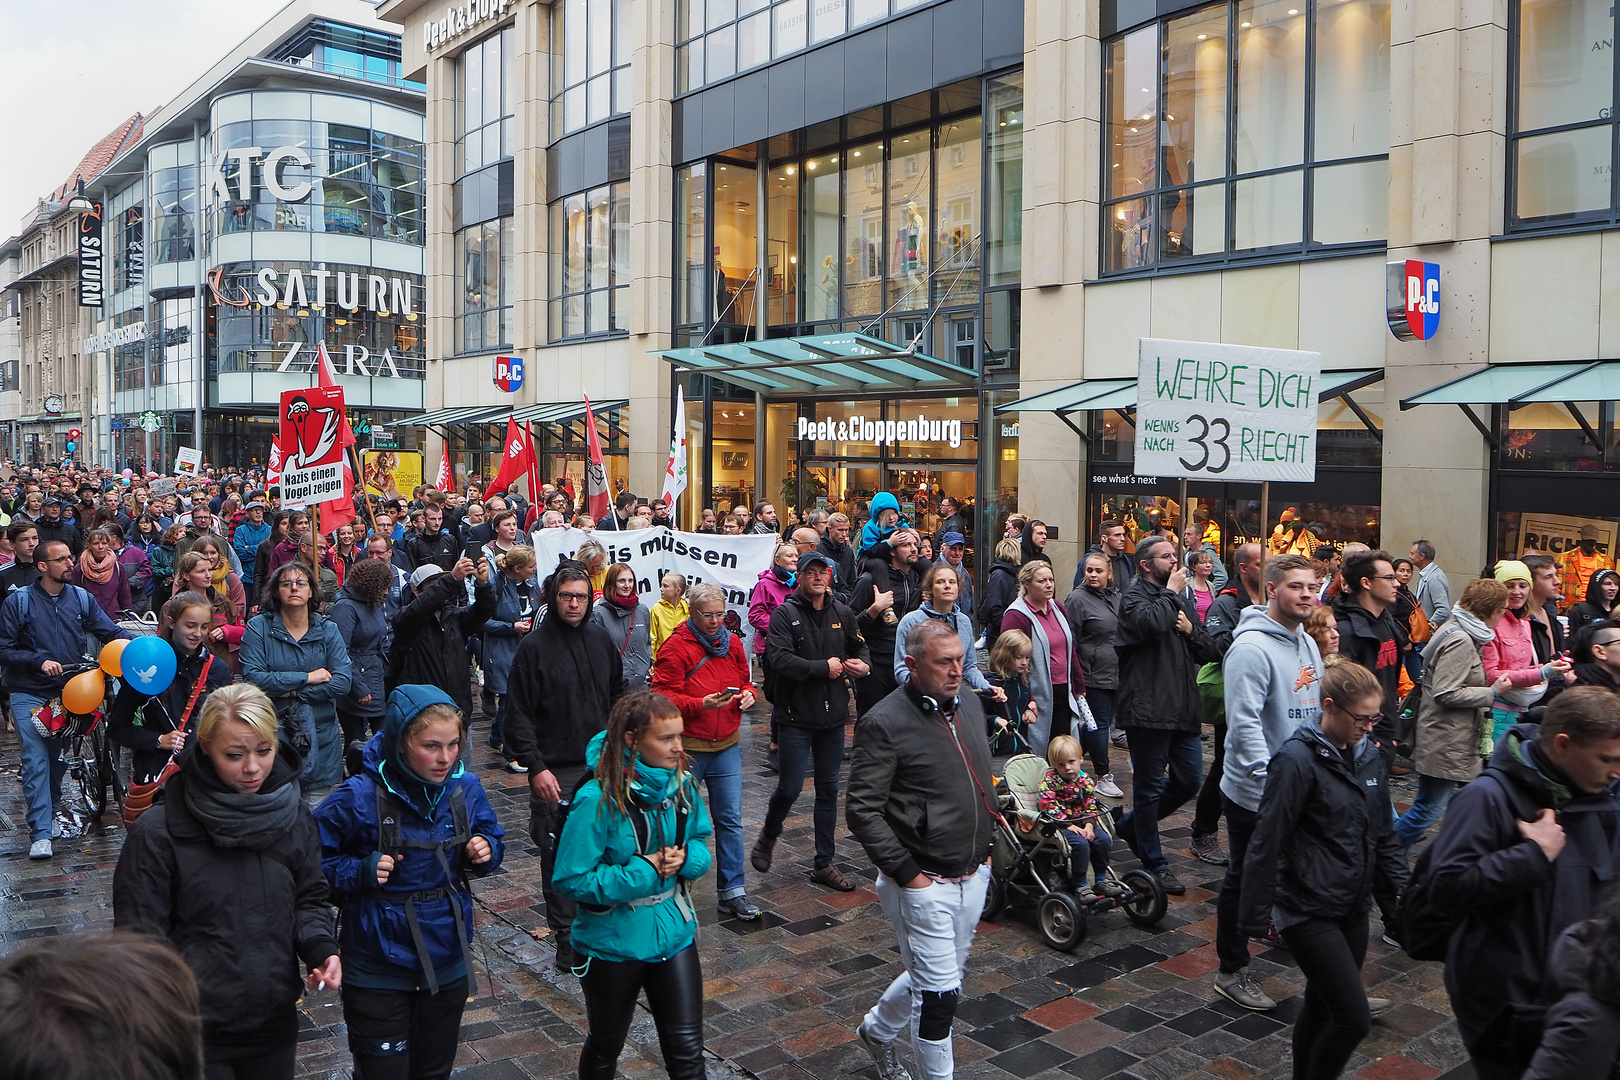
[919,693,960,715]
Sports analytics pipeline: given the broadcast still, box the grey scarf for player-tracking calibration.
[183,777,301,850]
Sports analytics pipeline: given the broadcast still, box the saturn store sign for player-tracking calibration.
[796,412,964,450]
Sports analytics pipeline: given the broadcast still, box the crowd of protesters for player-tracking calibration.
[6,458,1620,1080]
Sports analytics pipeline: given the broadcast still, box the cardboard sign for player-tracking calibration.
[1517,513,1618,559]
[148,477,177,498]
[1135,338,1322,484]
[279,386,347,509]
[174,447,202,477]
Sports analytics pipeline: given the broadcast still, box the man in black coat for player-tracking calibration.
[850,529,925,716]
[402,505,460,573]
[33,499,82,559]
[1426,689,1620,1080]
[384,557,495,721]
[815,512,858,603]
[503,563,623,970]
[1330,549,1407,759]
[1114,537,1218,895]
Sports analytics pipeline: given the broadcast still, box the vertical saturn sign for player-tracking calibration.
[1134,338,1321,484]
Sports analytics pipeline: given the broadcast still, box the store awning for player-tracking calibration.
[408,399,629,433]
[653,333,978,397]
[994,367,1384,439]
[1398,362,1597,410]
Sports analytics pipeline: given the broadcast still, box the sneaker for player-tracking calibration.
[856,1019,913,1080]
[1094,878,1127,899]
[1095,774,1124,800]
[811,863,858,892]
[1367,996,1394,1018]
[1110,730,1129,749]
[1191,833,1229,866]
[719,894,762,921]
[1380,931,1403,950]
[51,817,63,839]
[751,832,778,873]
[28,839,51,860]
[1214,970,1277,1012]
[1156,868,1187,895]
[505,760,528,773]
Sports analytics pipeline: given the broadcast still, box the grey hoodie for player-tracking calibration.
[1220,606,1324,812]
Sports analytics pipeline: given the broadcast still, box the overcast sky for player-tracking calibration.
[0,0,289,237]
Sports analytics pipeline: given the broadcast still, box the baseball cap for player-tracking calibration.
[411,564,446,589]
[798,551,835,576]
[941,531,965,547]
[245,501,267,512]
[1581,524,1601,540]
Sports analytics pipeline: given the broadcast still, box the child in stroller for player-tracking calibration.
[1039,736,1124,899]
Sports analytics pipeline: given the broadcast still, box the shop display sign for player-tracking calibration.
[795,411,964,450]
[531,525,777,652]
[77,200,104,307]
[424,0,513,51]
[1135,338,1321,484]
[1515,513,1617,558]
[1387,260,1440,341]
[278,386,347,509]
[84,321,146,353]
[493,355,524,393]
[363,450,420,500]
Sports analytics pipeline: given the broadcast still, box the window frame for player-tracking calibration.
[457,28,515,180]
[1099,0,1391,278]
[552,0,631,138]
[548,180,631,342]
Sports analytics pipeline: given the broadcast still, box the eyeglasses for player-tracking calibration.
[1594,638,1620,650]
[279,579,311,591]
[1344,709,1381,725]
[556,591,591,603]
[38,556,73,565]
[692,608,725,620]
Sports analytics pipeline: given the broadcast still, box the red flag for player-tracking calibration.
[524,421,545,528]
[583,394,610,524]
[434,453,453,492]
[314,343,357,449]
[266,437,283,487]
[488,414,532,494]
[312,342,357,530]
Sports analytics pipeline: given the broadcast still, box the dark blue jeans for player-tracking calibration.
[1083,689,1114,777]
[1060,827,1113,889]
[1215,797,1260,974]
[761,723,845,869]
[1118,728,1204,873]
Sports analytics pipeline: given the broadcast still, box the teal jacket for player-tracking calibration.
[552,731,713,963]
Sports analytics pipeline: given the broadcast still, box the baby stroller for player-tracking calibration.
[984,754,1168,951]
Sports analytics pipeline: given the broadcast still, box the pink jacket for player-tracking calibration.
[1482,608,1545,700]
[748,567,794,655]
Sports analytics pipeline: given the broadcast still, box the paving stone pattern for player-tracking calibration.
[0,704,1480,1080]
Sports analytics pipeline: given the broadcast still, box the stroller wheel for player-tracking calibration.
[1037,892,1087,952]
[1120,869,1169,927]
[982,874,1007,921]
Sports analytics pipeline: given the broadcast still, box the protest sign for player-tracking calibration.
[174,447,202,478]
[279,386,347,509]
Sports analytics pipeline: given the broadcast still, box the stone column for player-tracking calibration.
[628,0,675,498]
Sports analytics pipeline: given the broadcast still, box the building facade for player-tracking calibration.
[378,0,1620,597]
[81,0,428,471]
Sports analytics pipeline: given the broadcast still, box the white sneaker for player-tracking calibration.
[856,1020,912,1080]
[51,817,63,839]
[1096,775,1124,799]
[29,839,52,859]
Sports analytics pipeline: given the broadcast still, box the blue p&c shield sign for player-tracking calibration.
[1386,260,1440,341]
[493,355,524,393]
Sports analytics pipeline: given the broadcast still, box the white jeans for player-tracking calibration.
[866,864,990,1079]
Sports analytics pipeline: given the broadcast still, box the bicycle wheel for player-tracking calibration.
[74,736,108,821]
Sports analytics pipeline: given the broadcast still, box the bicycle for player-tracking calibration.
[41,662,123,829]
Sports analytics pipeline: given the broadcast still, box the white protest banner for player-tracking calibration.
[1135,338,1322,483]
[174,446,202,478]
[529,526,778,651]
[1516,512,1618,559]
[148,476,177,498]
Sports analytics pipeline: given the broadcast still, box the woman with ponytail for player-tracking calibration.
[553,691,714,1080]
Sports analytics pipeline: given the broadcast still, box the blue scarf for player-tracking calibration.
[688,616,732,658]
[771,563,796,589]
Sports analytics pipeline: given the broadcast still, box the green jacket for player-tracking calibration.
[553,731,713,963]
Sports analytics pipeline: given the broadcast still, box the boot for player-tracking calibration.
[751,831,777,873]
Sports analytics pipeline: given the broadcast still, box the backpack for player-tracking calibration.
[1398,764,1544,961]
[556,767,694,915]
[372,782,474,994]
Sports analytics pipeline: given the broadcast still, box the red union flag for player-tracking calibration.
[434,452,452,492]
[583,394,610,523]
[279,385,347,509]
[266,436,283,487]
[487,414,533,494]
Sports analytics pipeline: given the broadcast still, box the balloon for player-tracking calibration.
[122,636,178,696]
[99,638,129,677]
[122,468,133,479]
[62,669,105,715]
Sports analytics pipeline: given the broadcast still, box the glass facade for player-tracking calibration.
[553,0,630,135]
[549,181,630,340]
[210,119,424,244]
[1103,0,1390,272]
[459,28,515,175]
[1511,0,1620,225]
[152,164,197,263]
[675,0,949,93]
[269,18,425,90]
[456,218,515,353]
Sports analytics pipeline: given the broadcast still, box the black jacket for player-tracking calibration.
[35,517,82,558]
[1331,595,1407,738]
[1239,724,1407,934]
[385,572,495,719]
[1427,726,1620,1048]
[461,522,497,560]
[1567,569,1618,636]
[1522,920,1620,1080]
[980,559,1019,640]
[765,590,869,730]
[1019,524,1050,568]
[815,534,857,602]
[0,558,38,602]
[848,683,996,884]
[1062,583,1120,691]
[852,559,925,702]
[403,527,460,573]
[1115,574,1219,732]
[1080,544,1135,592]
[1202,583,1266,658]
[112,746,337,1039]
[503,610,623,775]
[106,641,233,783]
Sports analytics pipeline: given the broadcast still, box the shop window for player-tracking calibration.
[1501,401,1607,471]
[1511,0,1618,226]
[713,161,759,325]
[987,74,1023,286]
[548,181,630,339]
[457,217,515,352]
[553,0,629,136]
[459,28,514,175]
[1103,0,1390,273]
[676,163,710,325]
[151,165,196,263]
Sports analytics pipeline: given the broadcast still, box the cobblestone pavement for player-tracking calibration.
[0,706,1478,1080]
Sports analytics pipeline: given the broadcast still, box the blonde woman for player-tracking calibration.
[114,683,340,1080]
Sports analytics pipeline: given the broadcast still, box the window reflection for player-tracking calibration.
[548,182,630,340]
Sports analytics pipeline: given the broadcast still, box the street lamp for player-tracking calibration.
[64,178,93,217]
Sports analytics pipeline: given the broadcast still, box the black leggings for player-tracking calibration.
[203,1040,297,1080]
[578,945,705,1080]
[342,978,469,1080]
[1280,914,1372,1080]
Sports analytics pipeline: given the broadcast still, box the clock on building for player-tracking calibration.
[43,395,64,416]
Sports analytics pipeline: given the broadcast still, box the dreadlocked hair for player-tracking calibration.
[597,691,689,822]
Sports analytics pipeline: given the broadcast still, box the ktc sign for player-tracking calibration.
[211,145,314,204]
[493,355,524,393]
[1387,260,1440,341]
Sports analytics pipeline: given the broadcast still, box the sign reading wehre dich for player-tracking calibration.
[1135,338,1321,484]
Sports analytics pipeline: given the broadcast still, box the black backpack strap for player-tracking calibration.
[1481,765,1545,824]
[375,784,402,856]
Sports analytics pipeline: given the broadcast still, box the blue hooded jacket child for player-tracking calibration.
[314,684,505,991]
[857,491,907,561]
[552,729,713,965]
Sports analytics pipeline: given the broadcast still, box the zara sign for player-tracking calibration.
[1387,260,1440,342]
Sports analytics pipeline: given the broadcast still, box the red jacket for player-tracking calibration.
[651,621,756,744]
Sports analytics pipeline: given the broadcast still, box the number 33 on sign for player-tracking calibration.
[1133,338,1321,485]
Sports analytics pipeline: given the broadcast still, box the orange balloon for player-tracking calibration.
[62,669,105,715]
[100,638,129,677]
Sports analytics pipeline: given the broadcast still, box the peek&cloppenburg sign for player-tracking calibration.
[1134,338,1321,484]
